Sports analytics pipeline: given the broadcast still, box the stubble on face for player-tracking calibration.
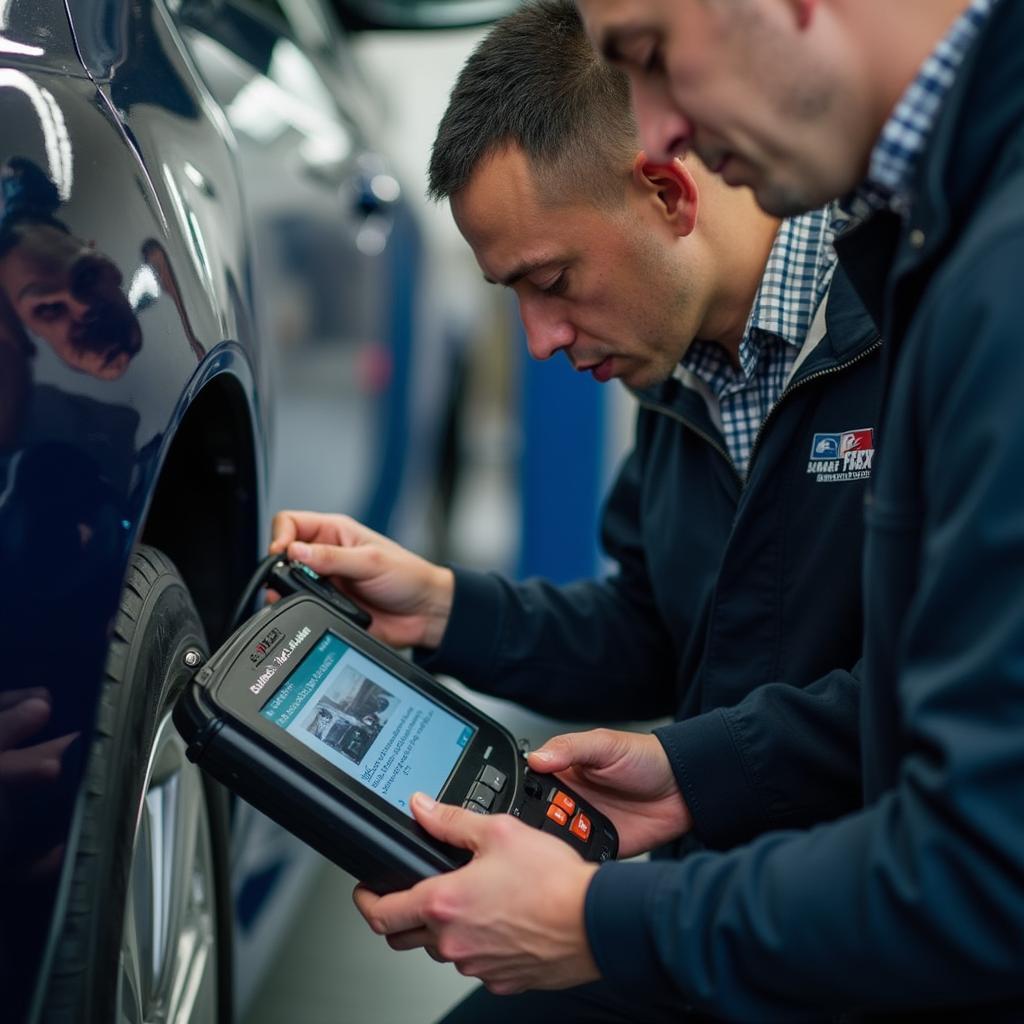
[689,2,845,214]
[452,144,714,391]
[582,0,857,217]
[608,206,708,388]
[735,5,852,215]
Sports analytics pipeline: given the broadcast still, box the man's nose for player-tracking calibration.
[632,76,693,163]
[519,296,575,361]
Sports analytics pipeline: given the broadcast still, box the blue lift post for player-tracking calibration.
[515,320,605,584]
[362,204,420,535]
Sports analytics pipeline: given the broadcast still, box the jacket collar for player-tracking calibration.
[783,262,880,381]
[836,0,1024,341]
[903,0,1024,265]
[842,0,994,221]
[635,259,879,424]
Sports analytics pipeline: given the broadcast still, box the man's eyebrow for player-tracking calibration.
[17,282,53,301]
[598,24,648,64]
[482,258,558,288]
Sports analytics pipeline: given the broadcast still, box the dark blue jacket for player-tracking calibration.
[586,2,1024,1018]
[421,263,880,851]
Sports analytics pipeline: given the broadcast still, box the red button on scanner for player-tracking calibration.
[552,790,576,816]
[546,804,569,826]
[569,812,592,842]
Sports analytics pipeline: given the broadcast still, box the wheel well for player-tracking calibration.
[141,374,260,646]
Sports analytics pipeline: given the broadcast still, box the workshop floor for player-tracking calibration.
[241,852,476,1024]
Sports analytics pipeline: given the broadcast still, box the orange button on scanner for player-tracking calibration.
[552,790,576,816]
[569,812,592,842]
[546,804,569,826]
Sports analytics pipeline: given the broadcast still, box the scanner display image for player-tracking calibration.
[174,568,618,894]
[262,632,474,814]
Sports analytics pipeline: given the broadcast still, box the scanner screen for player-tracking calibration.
[261,632,475,817]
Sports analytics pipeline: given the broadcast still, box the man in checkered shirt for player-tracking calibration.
[388,0,1024,1019]
[276,3,884,1020]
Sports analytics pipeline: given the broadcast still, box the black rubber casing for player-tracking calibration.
[174,594,618,893]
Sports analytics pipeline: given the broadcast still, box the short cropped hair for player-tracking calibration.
[428,0,637,206]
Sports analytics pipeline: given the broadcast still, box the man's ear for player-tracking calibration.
[632,152,699,238]
[793,0,818,31]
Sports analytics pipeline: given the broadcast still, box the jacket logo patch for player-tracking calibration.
[807,428,874,483]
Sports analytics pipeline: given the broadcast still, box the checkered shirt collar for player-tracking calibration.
[841,0,995,220]
[743,206,835,358]
[673,206,835,476]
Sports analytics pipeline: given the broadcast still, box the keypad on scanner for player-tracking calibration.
[461,765,508,813]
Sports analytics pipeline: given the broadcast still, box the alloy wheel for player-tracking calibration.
[117,712,218,1024]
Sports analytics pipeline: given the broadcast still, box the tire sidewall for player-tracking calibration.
[42,547,231,1024]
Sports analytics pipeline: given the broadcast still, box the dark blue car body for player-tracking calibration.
[0,0,424,1018]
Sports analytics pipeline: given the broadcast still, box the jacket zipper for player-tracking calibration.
[744,337,882,480]
[636,338,883,490]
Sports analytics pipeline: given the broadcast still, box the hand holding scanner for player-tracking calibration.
[174,565,618,893]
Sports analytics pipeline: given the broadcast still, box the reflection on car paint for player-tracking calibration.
[0,61,230,1020]
[0,160,139,1015]
[1,158,143,384]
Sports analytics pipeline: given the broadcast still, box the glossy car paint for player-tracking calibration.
[0,0,424,1017]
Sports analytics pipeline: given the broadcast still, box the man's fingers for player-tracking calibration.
[271,510,375,556]
[0,688,50,712]
[385,926,435,952]
[0,696,51,751]
[269,510,300,554]
[0,749,59,783]
[34,731,78,759]
[354,873,445,936]
[353,882,383,922]
[0,732,78,783]
[270,510,346,553]
[354,880,430,937]
[409,792,491,853]
[286,540,384,583]
[528,728,624,775]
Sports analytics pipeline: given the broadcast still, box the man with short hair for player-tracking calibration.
[278,0,877,835]
[275,2,882,1019]
[349,1,1024,1021]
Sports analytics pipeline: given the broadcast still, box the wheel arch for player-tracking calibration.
[139,352,266,648]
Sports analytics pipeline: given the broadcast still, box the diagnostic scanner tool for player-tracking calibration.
[174,571,618,893]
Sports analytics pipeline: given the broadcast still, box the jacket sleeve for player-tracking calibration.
[655,662,862,850]
[585,238,1024,1017]
[416,442,678,722]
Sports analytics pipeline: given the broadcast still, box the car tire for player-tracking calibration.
[41,546,232,1024]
